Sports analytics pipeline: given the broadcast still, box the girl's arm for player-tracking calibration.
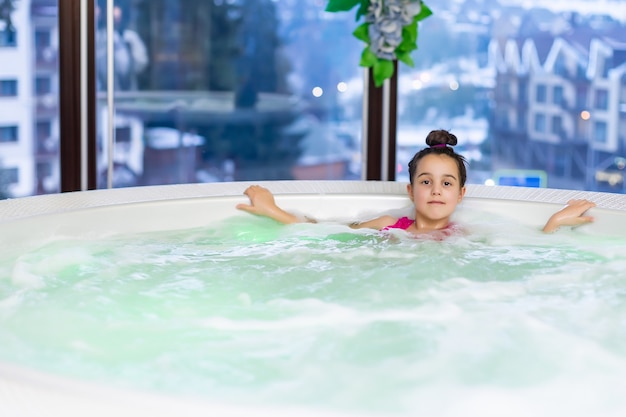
[542,199,596,233]
[349,215,397,230]
[236,185,396,230]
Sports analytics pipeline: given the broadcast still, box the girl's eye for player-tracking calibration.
[421,180,430,185]
[444,181,452,186]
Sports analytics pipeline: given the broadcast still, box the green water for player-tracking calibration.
[1,215,626,416]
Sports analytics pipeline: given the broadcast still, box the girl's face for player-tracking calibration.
[407,154,466,225]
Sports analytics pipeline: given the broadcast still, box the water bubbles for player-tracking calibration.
[1,220,626,416]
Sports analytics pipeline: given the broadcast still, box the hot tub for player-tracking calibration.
[1,181,625,417]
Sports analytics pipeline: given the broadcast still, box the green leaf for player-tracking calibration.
[355,0,370,20]
[402,21,418,45]
[359,47,378,68]
[352,22,370,43]
[397,24,417,54]
[414,2,433,22]
[325,0,362,12]
[397,51,414,67]
[372,59,395,87]
[329,0,434,86]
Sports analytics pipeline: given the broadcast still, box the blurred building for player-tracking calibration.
[0,0,59,198]
[490,24,626,192]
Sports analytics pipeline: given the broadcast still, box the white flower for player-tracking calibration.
[379,18,400,34]
[367,0,383,19]
[365,0,422,60]
[404,0,422,18]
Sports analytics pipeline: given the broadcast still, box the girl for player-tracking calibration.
[236,130,595,236]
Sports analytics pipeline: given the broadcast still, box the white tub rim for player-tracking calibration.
[1,181,625,238]
[1,180,626,417]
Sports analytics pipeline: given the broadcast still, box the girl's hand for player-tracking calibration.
[542,199,596,233]
[236,185,279,217]
[236,185,301,224]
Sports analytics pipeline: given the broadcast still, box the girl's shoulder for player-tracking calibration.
[382,216,414,231]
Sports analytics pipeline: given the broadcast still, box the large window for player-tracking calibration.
[96,0,364,189]
[396,0,626,191]
[3,1,626,198]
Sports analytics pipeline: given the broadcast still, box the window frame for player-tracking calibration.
[58,0,97,192]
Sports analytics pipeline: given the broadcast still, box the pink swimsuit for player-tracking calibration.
[383,217,415,231]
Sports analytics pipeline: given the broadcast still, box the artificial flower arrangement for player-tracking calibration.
[325,0,432,87]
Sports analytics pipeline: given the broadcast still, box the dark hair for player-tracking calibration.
[407,129,468,187]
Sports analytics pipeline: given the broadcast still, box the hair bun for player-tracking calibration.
[425,130,458,147]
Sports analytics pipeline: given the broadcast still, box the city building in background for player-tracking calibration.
[395,0,626,191]
[32,0,59,195]
[0,0,60,198]
[490,9,626,192]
